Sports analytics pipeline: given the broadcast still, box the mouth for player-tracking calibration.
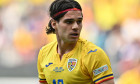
[70,33,79,37]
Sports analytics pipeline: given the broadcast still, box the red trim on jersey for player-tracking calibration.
[53,8,81,18]
[96,77,114,84]
[39,80,47,83]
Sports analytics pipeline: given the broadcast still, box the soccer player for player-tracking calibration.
[37,0,114,84]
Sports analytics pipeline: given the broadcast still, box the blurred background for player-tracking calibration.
[0,0,140,84]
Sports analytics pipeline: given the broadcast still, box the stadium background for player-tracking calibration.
[0,0,140,84]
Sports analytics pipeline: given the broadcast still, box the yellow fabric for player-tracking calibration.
[117,68,140,84]
[37,38,113,84]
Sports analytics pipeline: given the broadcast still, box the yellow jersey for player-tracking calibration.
[37,38,114,84]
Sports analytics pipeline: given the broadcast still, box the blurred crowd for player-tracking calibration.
[0,0,140,83]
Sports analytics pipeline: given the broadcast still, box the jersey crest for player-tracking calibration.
[67,58,77,72]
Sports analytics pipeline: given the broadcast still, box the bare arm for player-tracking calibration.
[39,82,48,84]
[100,79,114,84]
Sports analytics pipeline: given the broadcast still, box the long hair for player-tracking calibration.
[46,0,82,34]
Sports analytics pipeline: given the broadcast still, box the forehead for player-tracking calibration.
[61,11,83,20]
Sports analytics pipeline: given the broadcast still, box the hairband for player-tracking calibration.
[53,8,81,18]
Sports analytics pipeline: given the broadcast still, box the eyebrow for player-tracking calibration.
[64,18,83,21]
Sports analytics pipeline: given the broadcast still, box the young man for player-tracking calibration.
[37,0,114,84]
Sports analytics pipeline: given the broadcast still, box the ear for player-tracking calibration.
[51,19,57,30]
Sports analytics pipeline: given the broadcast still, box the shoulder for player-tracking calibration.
[78,38,103,55]
[40,41,57,52]
[79,38,109,63]
[38,41,57,59]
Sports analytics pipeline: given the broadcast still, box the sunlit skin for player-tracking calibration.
[55,11,82,43]
[51,11,83,59]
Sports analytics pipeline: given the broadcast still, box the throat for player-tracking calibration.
[57,42,76,59]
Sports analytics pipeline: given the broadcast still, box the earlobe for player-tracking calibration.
[51,19,57,29]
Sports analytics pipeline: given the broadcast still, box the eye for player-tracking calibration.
[65,21,73,24]
[77,20,82,24]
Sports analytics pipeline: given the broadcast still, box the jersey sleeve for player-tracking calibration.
[83,47,114,84]
[37,48,47,83]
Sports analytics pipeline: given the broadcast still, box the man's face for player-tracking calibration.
[55,11,83,43]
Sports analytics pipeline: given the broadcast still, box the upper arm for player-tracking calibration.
[83,47,114,84]
[39,82,48,84]
[37,48,47,83]
[100,79,114,84]
[93,48,114,84]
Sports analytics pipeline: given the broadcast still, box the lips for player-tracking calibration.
[70,33,78,36]
[70,33,79,37]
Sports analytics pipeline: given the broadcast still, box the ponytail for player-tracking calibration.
[46,20,55,34]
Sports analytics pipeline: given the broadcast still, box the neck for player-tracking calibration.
[57,39,77,57]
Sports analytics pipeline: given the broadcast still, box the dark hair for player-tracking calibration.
[46,0,82,34]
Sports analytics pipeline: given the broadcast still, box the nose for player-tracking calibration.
[72,22,79,30]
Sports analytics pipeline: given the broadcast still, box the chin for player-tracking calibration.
[68,38,79,43]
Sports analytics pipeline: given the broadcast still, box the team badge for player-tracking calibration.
[67,58,77,72]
